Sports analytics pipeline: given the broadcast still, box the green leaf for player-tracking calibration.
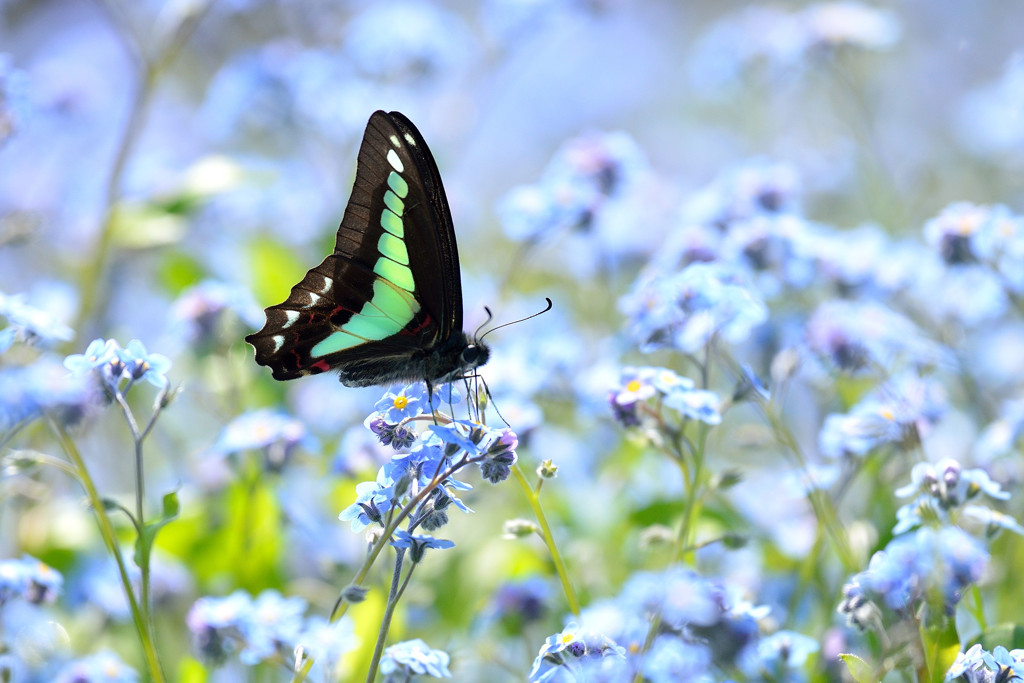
[922,618,961,683]
[839,653,876,683]
[134,490,181,570]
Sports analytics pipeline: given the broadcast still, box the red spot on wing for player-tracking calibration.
[401,314,433,337]
[310,360,331,374]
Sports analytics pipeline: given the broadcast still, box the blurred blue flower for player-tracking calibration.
[0,291,73,351]
[954,55,1024,157]
[187,590,252,664]
[0,54,30,147]
[688,3,900,93]
[170,279,264,347]
[682,159,802,229]
[804,300,951,375]
[528,624,626,683]
[52,651,138,683]
[202,43,363,147]
[909,262,1007,327]
[238,590,307,665]
[923,201,991,265]
[838,526,988,624]
[212,409,316,471]
[663,388,722,425]
[946,644,1024,682]
[818,373,947,459]
[621,262,767,354]
[0,358,97,430]
[66,554,192,622]
[379,638,452,680]
[642,635,712,683]
[0,555,62,606]
[295,616,358,680]
[485,577,550,630]
[740,629,819,677]
[187,589,308,667]
[610,366,658,409]
[344,1,477,84]
[892,458,1013,535]
[64,338,119,378]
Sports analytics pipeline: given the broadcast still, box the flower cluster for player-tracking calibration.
[620,262,768,354]
[186,589,355,669]
[838,526,988,628]
[379,638,452,681]
[497,128,661,274]
[609,366,723,428]
[0,291,73,351]
[0,358,96,432]
[341,388,519,539]
[688,2,901,92]
[818,373,946,459]
[893,458,1019,536]
[529,566,815,682]
[946,644,1024,682]
[0,555,62,606]
[64,338,172,394]
[212,408,316,472]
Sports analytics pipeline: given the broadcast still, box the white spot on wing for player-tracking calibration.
[282,310,300,328]
[390,135,400,147]
[272,335,285,352]
[404,133,416,146]
[306,292,321,307]
[320,276,334,294]
[386,149,404,173]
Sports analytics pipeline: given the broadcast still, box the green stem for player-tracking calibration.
[365,549,414,683]
[512,463,580,616]
[50,418,165,682]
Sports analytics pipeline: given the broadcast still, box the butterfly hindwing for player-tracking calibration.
[246,110,470,385]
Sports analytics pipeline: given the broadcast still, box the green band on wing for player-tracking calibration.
[374,257,415,292]
[341,310,404,340]
[311,330,365,357]
[367,278,419,320]
[383,190,404,216]
[380,208,404,238]
[311,280,421,358]
[388,171,409,198]
[378,232,409,264]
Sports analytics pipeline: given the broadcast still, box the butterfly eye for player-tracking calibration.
[461,344,484,366]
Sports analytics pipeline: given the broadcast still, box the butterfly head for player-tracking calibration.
[460,339,490,372]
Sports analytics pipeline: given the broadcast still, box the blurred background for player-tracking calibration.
[3,0,1024,680]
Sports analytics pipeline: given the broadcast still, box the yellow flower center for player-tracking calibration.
[626,380,642,393]
[393,395,409,410]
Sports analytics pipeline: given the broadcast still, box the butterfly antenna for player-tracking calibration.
[479,298,553,343]
[473,307,494,340]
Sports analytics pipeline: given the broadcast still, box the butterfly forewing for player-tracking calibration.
[245,110,466,384]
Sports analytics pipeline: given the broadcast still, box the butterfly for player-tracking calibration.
[245,110,489,392]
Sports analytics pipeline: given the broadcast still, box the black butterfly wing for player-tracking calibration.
[245,110,463,385]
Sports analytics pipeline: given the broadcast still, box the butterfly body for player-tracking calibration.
[246,111,488,387]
